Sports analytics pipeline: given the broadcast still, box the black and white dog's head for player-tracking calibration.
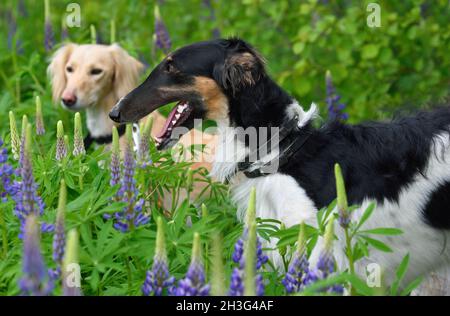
[109,38,271,149]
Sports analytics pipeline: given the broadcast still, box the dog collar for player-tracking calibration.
[229,115,312,180]
[84,124,126,149]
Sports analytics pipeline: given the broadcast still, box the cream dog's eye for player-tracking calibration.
[66,66,73,73]
[90,68,103,75]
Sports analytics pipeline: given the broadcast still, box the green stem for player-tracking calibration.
[78,159,83,190]
[125,255,132,294]
[344,228,356,295]
[0,206,8,258]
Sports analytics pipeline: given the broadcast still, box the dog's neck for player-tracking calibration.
[86,92,118,138]
[212,76,317,183]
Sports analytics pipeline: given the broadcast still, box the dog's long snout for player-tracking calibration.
[109,107,121,123]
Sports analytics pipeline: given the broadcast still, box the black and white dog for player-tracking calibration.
[110,38,450,292]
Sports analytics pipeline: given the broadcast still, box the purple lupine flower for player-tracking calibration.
[325,71,348,121]
[73,113,85,156]
[0,138,19,202]
[13,124,53,238]
[6,11,17,51]
[61,16,69,41]
[19,115,28,170]
[106,125,149,232]
[6,11,23,54]
[18,0,28,17]
[142,218,175,296]
[202,0,221,39]
[138,118,153,168]
[229,234,266,296]
[44,0,54,52]
[19,215,53,296]
[35,96,45,136]
[52,181,66,279]
[282,222,309,293]
[172,233,210,296]
[109,126,120,186]
[229,188,267,296]
[229,268,265,296]
[303,219,344,295]
[154,5,171,54]
[335,163,350,228]
[232,234,268,270]
[56,121,67,161]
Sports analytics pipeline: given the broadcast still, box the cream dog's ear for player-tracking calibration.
[110,44,144,100]
[47,43,77,103]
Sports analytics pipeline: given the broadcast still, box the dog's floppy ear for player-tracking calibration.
[213,39,265,95]
[47,43,77,103]
[110,44,145,100]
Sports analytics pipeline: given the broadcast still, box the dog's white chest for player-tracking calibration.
[230,173,317,227]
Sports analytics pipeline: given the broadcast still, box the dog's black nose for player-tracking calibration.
[109,108,121,123]
[62,96,77,107]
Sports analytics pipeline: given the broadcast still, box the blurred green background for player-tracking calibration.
[0,0,449,129]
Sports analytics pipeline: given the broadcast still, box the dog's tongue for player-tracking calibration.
[156,103,180,139]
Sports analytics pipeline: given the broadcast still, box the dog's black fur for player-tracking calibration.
[111,38,450,229]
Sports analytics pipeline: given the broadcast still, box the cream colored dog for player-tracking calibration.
[48,43,168,141]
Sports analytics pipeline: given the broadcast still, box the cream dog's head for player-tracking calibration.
[47,43,144,111]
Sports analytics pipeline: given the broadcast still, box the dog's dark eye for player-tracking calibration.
[66,66,73,73]
[90,68,103,75]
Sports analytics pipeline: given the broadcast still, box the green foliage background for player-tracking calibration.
[0,0,449,296]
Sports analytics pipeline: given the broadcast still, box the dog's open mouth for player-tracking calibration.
[155,101,194,150]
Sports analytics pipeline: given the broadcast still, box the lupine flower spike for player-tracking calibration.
[19,215,53,296]
[90,24,97,44]
[110,20,116,44]
[325,70,348,121]
[56,121,67,161]
[142,217,175,296]
[282,222,309,293]
[44,0,54,52]
[105,125,149,232]
[138,117,153,167]
[61,16,68,41]
[73,113,85,156]
[335,163,350,228]
[304,218,344,294]
[9,111,20,160]
[35,96,45,135]
[154,5,171,54]
[244,222,258,296]
[52,180,66,278]
[230,188,267,296]
[210,234,225,296]
[13,124,51,238]
[173,232,210,296]
[1,138,18,204]
[62,229,82,296]
[19,115,28,168]
[110,126,120,186]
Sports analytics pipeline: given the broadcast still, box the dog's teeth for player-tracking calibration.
[172,120,177,125]
[175,114,181,119]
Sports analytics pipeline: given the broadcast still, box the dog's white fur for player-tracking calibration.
[212,101,450,293]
